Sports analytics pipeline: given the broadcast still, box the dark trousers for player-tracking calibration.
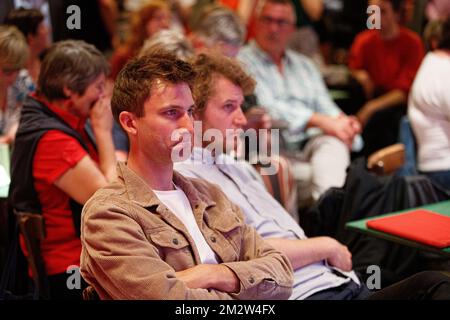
[422,171,450,193]
[305,280,371,300]
[369,271,450,300]
[362,104,406,157]
[306,271,450,300]
[47,272,87,300]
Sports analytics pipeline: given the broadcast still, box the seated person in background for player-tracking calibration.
[139,29,195,61]
[238,0,362,201]
[109,0,171,79]
[4,7,51,84]
[80,53,294,300]
[408,17,450,192]
[0,25,30,144]
[9,40,117,299]
[189,4,246,58]
[348,0,424,156]
[175,52,450,300]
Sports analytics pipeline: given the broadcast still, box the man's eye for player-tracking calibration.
[165,110,178,117]
[224,104,235,111]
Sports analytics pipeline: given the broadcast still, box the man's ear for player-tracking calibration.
[119,111,138,136]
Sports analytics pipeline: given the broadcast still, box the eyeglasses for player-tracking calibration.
[259,16,293,29]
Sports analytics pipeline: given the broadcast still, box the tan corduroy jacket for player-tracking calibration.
[80,162,294,300]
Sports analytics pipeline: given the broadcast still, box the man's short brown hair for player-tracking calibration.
[111,51,196,122]
[190,53,256,115]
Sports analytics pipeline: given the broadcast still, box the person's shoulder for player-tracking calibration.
[287,49,315,65]
[286,49,321,74]
[238,42,264,63]
[173,160,198,177]
[399,27,424,48]
[239,42,256,56]
[83,178,130,217]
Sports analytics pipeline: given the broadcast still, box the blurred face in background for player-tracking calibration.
[145,8,172,38]
[0,65,20,88]
[28,21,51,55]
[255,2,295,58]
[370,0,400,32]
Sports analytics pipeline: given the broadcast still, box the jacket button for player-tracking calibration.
[172,238,179,245]
[249,276,255,284]
[210,236,216,243]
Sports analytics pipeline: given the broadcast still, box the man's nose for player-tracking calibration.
[234,108,248,127]
[179,112,194,133]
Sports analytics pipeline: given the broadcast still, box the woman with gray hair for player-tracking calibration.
[9,40,116,299]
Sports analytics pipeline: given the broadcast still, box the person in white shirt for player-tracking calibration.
[408,17,450,192]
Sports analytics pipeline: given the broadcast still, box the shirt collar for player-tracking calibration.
[189,147,239,167]
[116,161,216,209]
[32,93,86,132]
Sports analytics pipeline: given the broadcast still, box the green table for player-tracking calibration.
[346,200,450,257]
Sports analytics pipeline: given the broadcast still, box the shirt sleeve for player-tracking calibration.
[389,37,425,93]
[33,130,88,185]
[348,32,366,71]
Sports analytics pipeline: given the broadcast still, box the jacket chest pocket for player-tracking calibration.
[146,227,195,270]
[208,210,243,255]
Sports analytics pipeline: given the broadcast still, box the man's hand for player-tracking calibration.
[321,115,356,148]
[324,238,353,272]
[344,115,362,136]
[176,264,240,293]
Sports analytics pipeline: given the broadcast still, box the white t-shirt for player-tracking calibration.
[408,51,450,172]
[153,186,218,265]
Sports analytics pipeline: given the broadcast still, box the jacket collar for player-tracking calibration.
[116,161,216,210]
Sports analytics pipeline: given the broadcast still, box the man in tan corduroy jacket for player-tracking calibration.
[79,52,294,300]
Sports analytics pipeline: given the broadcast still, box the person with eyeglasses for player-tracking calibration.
[238,0,362,202]
[0,25,30,144]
